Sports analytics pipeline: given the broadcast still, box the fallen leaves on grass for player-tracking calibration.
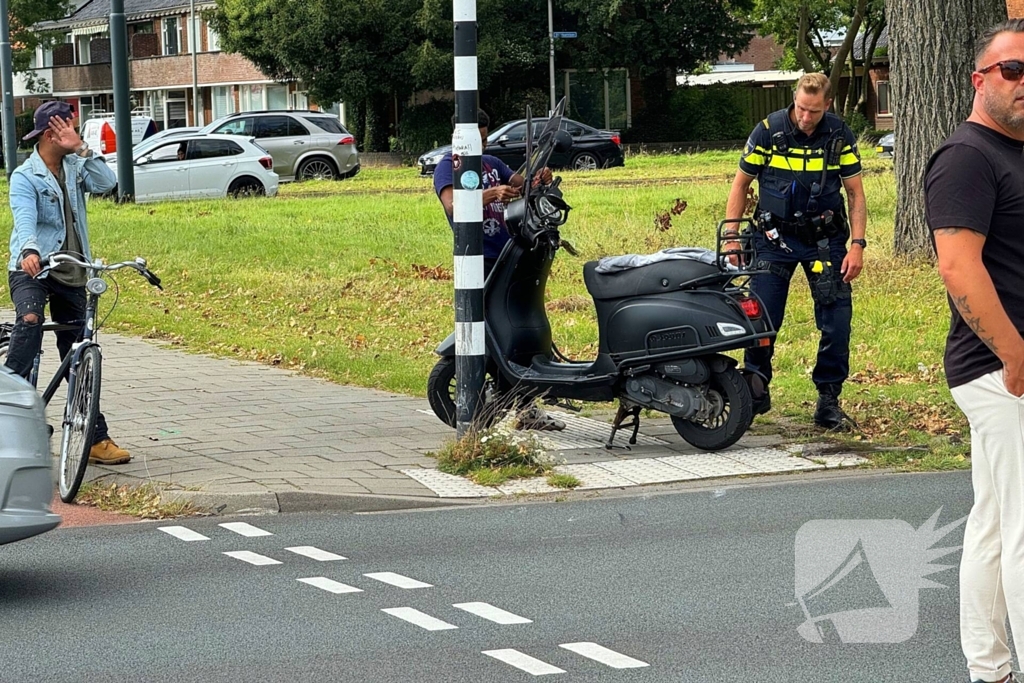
[411,264,453,280]
[843,396,965,439]
[848,362,944,386]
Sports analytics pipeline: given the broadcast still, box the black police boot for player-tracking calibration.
[813,386,848,431]
[752,388,771,416]
[742,367,771,416]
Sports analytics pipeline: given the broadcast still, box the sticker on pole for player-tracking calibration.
[452,154,462,171]
[460,170,480,190]
[451,127,480,156]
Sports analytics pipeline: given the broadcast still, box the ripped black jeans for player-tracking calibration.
[6,271,109,443]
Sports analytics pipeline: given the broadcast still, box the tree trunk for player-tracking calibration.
[364,92,391,152]
[352,100,367,152]
[857,23,884,115]
[828,0,867,92]
[889,0,1006,258]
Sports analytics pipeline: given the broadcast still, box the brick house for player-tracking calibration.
[21,0,320,130]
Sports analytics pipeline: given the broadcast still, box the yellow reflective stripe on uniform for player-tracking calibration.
[743,152,767,166]
[839,152,859,166]
[767,155,830,172]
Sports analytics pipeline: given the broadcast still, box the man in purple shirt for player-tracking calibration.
[433,109,563,431]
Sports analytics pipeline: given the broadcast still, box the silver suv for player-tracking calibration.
[201,111,360,182]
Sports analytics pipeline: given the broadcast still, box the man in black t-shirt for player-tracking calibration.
[924,19,1024,683]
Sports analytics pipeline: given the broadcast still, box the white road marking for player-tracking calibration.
[219,522,273,537]
[559,642,649,669]
[381,607,458,631]
[482,649,565,675]
[285,546,347,561]
[158,526,209,542]
[223,551,282,566]
[297,577,363,594]
[453,602,532,624]
[364,572,433,589]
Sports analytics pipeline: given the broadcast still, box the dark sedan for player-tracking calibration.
[418,117,624,175]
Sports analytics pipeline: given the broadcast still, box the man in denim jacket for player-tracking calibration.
[5,101,130,465]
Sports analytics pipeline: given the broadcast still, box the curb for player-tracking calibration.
[158,489,483,516]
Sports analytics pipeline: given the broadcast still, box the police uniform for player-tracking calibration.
[739,104,862,416]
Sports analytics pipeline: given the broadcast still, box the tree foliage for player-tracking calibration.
[752,0,885,115]
[209,0,758,149]
[9,0,71,73]
[563,0,754,79]
[208,0,422,149]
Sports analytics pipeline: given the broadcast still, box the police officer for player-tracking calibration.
[724,73,868,430]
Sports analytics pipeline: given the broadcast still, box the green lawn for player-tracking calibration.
[0,149,966,467]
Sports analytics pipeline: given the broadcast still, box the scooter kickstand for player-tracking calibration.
[606,404,642,450]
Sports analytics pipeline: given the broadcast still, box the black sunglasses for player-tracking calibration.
[978,59,1024,81]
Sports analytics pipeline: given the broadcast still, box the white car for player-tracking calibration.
[105,134,280,203]
[0,365,60,546]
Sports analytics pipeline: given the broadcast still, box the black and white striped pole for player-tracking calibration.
[452,0,485,438]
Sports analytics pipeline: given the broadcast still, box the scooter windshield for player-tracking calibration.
[524,97,566,186]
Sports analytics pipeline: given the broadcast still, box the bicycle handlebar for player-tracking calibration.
[39,253,163,290]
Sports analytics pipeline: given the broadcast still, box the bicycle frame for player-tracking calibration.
[31,266,104,409]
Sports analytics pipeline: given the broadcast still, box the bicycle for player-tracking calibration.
[0,253,162,503]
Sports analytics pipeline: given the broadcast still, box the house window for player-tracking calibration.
[76,35,92,64]
[239,84,264,111]
[163,17,180,55]
[42,47,54,68]
[876,80,891,116]
[206,24,220,52]
[267,85,288,110]
[212,86,235,120]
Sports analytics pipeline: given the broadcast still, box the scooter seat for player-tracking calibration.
[583,259,722,300]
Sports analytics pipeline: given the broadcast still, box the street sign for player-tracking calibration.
[552,31,577,39]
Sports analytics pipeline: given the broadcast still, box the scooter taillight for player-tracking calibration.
[738,297,761,318]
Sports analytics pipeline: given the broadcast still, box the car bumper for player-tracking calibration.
[419,162,437,176]
[265,172,281,197]
[0,398,59,545]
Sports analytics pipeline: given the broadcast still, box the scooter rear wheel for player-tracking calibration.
[426,357,506,430]
[671,367,752,451]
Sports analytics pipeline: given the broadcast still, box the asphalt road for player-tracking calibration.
[0,471,1004,682]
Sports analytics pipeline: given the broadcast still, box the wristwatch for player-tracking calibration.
[76,141,92,158]
[851,238,867,248]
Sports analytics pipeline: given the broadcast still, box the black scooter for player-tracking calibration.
[427,102,775,450]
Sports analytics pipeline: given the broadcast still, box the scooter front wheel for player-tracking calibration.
[671,367,753,451]
[426,357,506,429]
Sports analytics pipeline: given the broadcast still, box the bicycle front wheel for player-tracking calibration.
[59,345,101,503]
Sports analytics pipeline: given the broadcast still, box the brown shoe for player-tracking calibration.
[89,438,131,465]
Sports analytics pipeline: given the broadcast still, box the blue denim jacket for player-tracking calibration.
[7,146,117,275]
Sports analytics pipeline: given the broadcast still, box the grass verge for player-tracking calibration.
[0,149,968,470]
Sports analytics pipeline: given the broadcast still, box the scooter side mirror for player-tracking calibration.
[553,130,572,154]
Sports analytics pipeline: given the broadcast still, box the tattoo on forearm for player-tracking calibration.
[952,294,999,354]
[935,227,964,235]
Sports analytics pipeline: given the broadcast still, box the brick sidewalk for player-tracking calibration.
[5,311,867,514]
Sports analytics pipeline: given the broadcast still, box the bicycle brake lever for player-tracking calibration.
[143,270,163,290]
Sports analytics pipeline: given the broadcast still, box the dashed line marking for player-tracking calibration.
[453,602,532,624]
[223,551,282,566]
[297,577,363,594]
[382,607,458,631]
[559,642,649,669]
[219,522,273,537]
[285,546,347,561]
[482,649,565,675]
[364,572,433,589]
[158,526,209,542]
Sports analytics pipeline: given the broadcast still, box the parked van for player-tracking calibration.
[81,110,158,155]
